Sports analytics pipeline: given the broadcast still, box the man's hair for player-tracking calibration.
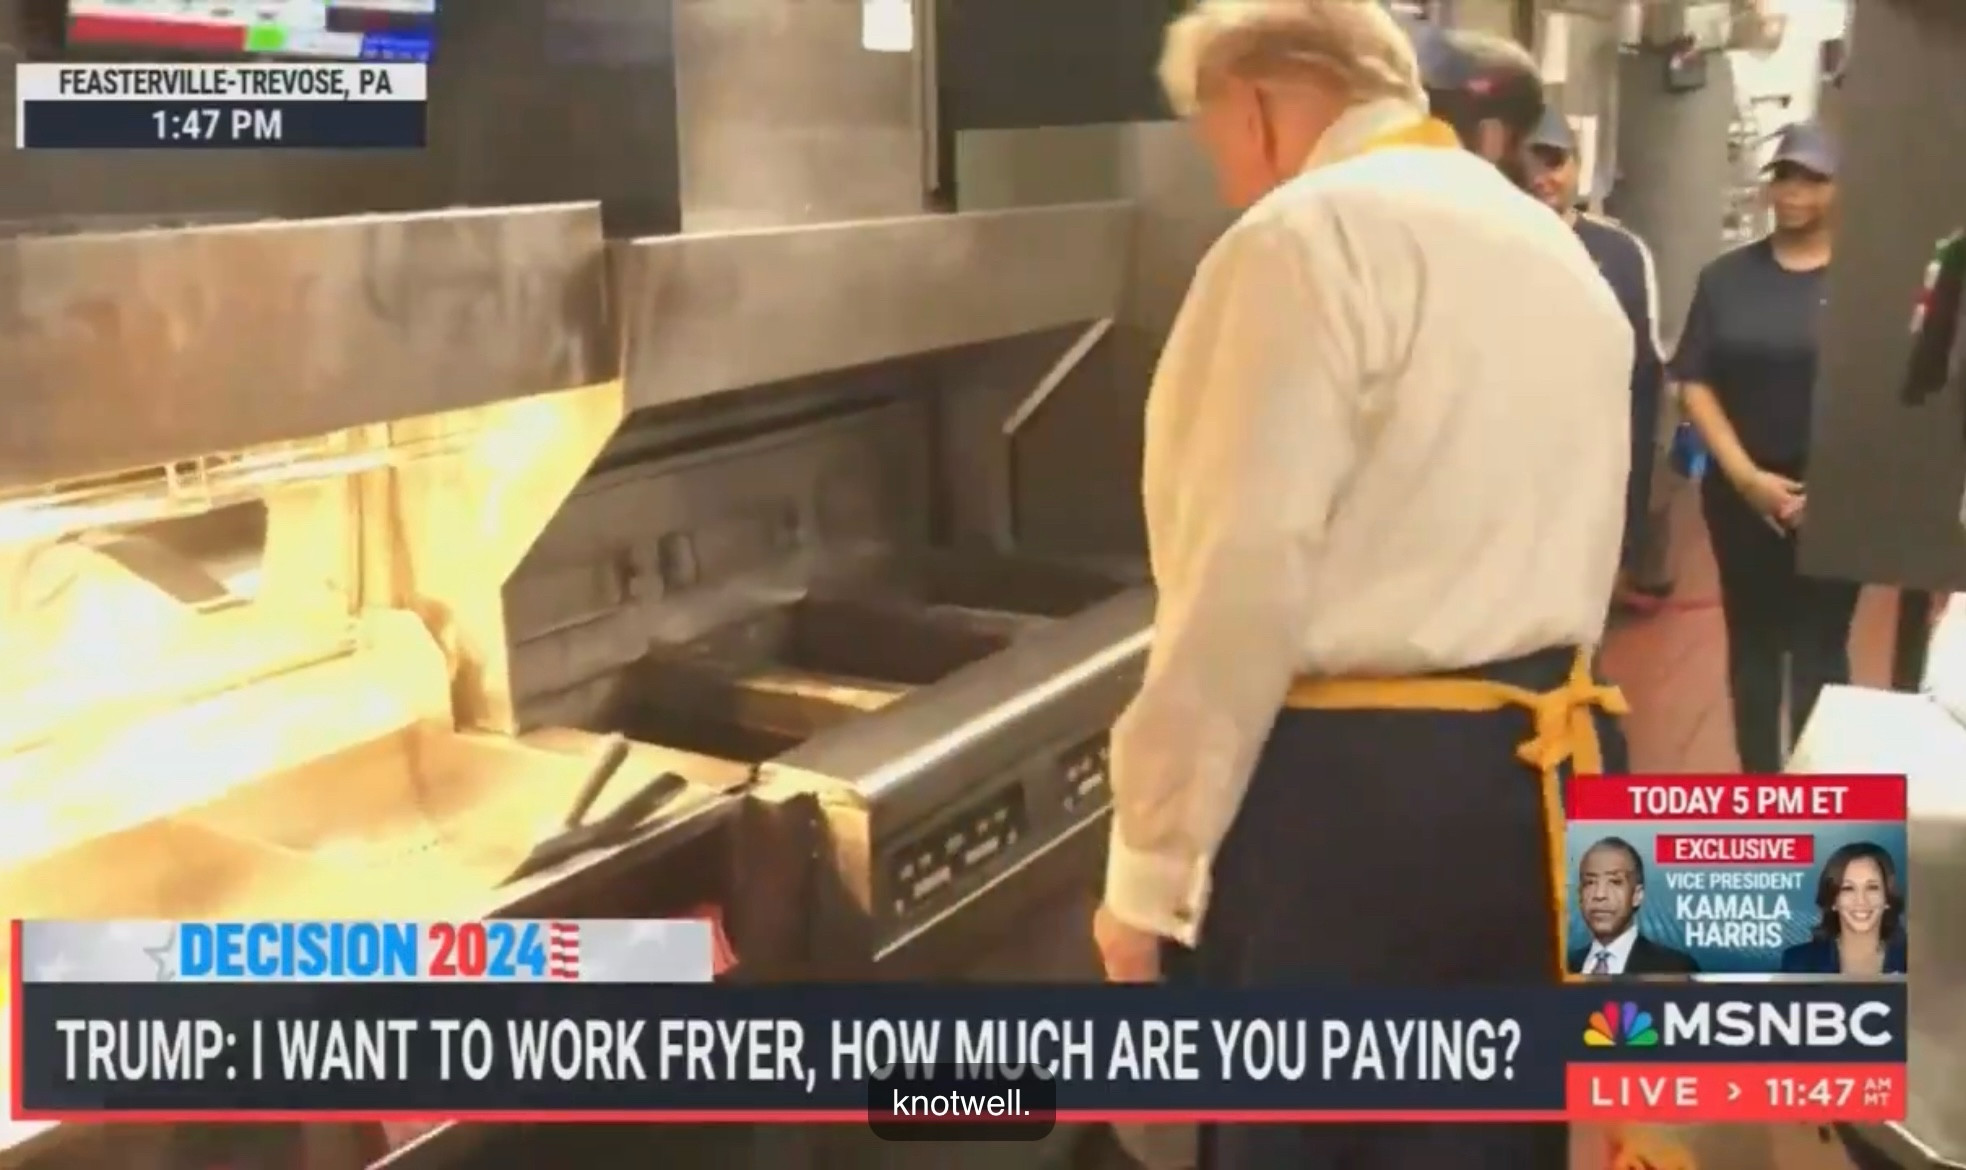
[1426,29,1545,146]
[1583,837,1646,888]
[1158,0,1426,117]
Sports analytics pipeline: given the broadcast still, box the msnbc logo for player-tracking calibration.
[1584,1002,1660,1047]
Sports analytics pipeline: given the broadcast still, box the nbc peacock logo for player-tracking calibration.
[1584,1001,1660,1047]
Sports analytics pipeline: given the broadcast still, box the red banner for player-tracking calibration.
[1653,833,1814,865]
[1567,775,1906,822]
[1565,1062,1906,1123]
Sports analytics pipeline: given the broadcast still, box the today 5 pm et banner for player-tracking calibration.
[1564,775,1908,976]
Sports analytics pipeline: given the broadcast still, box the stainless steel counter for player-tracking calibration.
[1792,683,1966,1169]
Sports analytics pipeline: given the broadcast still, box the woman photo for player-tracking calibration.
[1673,122,1858,774]
[1780,841,1907,976]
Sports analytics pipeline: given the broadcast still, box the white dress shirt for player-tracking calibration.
[1105,98,1634,945]
[1585,925,1640,975]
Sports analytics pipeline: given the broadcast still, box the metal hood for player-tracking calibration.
[610,200,1129,411]
[0,203,615,490]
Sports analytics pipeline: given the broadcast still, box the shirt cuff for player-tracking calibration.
[1104,824,1209,948]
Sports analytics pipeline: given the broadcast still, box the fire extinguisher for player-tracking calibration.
[1902,228,1965,409]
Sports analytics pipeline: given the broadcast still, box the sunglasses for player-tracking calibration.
[1768,162,1832,183]
[1527,145,1572,171]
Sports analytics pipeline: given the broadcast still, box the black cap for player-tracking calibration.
[1408,22,1477,90]
[1528,107,1576,153]
[1409,26,1544,136]
[1766,122,1837,178]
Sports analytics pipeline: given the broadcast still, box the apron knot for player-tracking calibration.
[1515,653,1629,776]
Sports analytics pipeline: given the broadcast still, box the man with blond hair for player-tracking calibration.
[1093,4,1633,1166]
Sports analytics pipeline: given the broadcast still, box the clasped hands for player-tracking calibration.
[1735,466,1806,530]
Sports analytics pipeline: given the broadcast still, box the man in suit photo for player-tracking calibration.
[1570,837,1701,976]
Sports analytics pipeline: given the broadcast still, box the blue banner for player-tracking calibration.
[20,101,426,149]
[12,981,1905,1118]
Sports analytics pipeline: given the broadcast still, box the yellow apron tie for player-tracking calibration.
[1283,649,1630,980]
[1359,116,1465,153]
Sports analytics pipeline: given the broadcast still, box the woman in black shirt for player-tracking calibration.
[1673,123,1855,774]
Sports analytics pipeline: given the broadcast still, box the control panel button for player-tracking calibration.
[886,785,1030,920]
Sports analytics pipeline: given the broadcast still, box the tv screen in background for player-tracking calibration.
[66,1,436,62]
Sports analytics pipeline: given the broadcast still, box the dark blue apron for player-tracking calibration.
[1186,647,1629,1170]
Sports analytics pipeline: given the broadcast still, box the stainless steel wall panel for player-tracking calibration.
[672,0,923,230]
[937,0,1174,132]
[994,122,1229,558]
[952,127,1127,212]
[927,326,1106,551]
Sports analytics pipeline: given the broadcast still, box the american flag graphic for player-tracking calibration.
[548,921,581,980]
[689,904,738,976]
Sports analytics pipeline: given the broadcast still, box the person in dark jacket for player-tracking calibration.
[1674,123,1855,774]
[1527,109,1670,613]
[1780,842,1908,976]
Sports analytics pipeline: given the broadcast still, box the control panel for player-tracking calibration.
[887,785,1029,919]
[1059,733,1109,815]
[881,732,1111,923]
